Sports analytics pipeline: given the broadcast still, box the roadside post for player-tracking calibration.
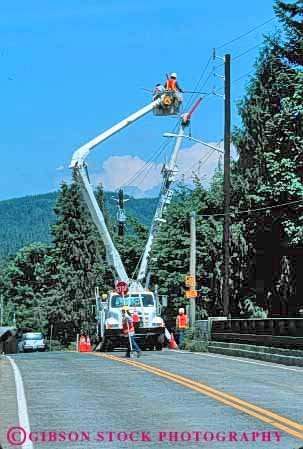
[49,323,54,352]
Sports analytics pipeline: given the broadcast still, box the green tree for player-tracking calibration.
[0,243,57,331]
[51,181,112,336]
[274,0,303,65]
[232,33,303,314]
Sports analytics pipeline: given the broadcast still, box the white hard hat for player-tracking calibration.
[170,72,177,78]
[179,308,184,314]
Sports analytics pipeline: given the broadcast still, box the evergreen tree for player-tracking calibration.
[233,35,303,314]
[95,183,112,232]
[51,181,112,336]
[150,182,226,319]
[274,0,303,65]
[0,243,57,331]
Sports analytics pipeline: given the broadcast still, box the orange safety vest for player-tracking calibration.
[166,78,177,91]
[122,317,135,335]
[177,314,188,329]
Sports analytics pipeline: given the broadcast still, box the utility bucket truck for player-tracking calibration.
[70,88,201,351]
[96,287,165,351]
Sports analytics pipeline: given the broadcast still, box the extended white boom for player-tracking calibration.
[70,97,164,283]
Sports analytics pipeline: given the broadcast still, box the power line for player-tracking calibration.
[200,199,303,218]
[216,17,275,51]
[231,70,254,84]
[185,55,212,110]
[116,140,169,191]
[116,110,184,192]
[116,18,276,195]
[214,69,255,96]
[186,18,275,111]
[214,41,264,79]
[233,42,264,61]
[131,145,169,193]
[182,148,217,178]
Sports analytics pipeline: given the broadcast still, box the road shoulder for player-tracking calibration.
[0,357,19,449]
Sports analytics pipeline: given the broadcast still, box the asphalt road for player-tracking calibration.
[1,349,303,449]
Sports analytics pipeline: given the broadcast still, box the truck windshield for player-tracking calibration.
[111,294,155,308]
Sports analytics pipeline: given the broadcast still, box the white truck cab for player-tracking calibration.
[97,290,165,351]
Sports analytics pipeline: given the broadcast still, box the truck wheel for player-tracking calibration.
[105,341,113,352]
[156,334,165,350]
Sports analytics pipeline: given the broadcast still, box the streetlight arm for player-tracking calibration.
[163,133,224,154]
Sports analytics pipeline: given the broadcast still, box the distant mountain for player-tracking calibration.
[0,191,157,261]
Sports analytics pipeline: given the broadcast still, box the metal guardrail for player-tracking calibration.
[210,318,303,349]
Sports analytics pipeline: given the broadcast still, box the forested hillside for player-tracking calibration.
[0,191,157,260]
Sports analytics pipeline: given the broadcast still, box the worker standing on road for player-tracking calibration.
[176,307,188,349]
[121,306,141,358]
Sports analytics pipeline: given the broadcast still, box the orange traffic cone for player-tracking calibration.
[169,333,178,349]
[79,335,86,352]
[86,335,92,352]
[132,304,139,323]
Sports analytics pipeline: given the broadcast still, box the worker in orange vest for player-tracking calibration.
[121,306,141,358]
[165,73,183,93]
[176,307,188,348]
[165,73,183,109]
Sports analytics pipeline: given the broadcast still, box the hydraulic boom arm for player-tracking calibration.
[137,98,202,283]
[70,96,164,283]
[70,98,163,169]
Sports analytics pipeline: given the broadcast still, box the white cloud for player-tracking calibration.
[93,143,237,197]
[176,142,224,183]
[97,155,163,192]
[56,165,65,171]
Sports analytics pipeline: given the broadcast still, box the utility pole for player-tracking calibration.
[223,54,231,316]
[114,189,128,237]
[118,189,125,237]
[13,304,16,327]
[189,211,196,326]
[0,294,3,326]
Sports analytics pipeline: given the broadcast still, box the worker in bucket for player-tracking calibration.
[121,306,141,358]
[165,72,183,93]
[176,307,188,348]
[165,72,183,108]
[152,83,165,100]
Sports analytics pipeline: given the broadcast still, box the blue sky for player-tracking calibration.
[1,0,277,200]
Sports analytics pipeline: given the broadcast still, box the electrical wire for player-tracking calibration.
[117,39,265,193]
[116,140,169,191]
[216,17,275,51]
[115,111,183,193]
[214,69,256,96]
[213,41,265,79]
[200,199,303,218]
[185,16,275,112]
[182,148,216,178]
[129,148,166,194]
[185,55,212,110]
[233,42,264,61]
[116,17,276,196]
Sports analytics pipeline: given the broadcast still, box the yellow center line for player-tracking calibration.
[90,352,303,441]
